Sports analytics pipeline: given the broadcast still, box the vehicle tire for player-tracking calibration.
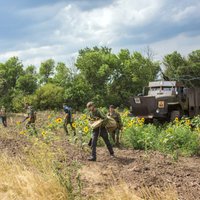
[170,110,181,122]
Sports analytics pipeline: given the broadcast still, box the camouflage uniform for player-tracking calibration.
[0,106,7,127]
[63,106,76,136]
[25,106,37,135]
[108,111,123,145]
[89,109,114,160]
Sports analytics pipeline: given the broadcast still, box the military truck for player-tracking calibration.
[130,81,200,121]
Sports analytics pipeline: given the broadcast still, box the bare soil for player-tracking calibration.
[0,125,199,200]
[59,140,200,200]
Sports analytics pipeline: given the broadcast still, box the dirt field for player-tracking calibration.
[0,119,200,200]
[61,140,200,200]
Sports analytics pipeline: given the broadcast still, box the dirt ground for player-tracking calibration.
[60,140,200,200]
[0,127,200,200]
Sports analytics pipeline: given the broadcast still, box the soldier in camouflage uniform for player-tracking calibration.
[0,106,7,127]
[21,103,37,135]
[63,104,76,136]
[87,102,114,161]
[107,105,123,146]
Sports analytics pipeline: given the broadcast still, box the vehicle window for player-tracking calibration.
[162,87,172,91]
[150,87,160,91]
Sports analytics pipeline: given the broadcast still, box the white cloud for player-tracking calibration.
[0,0,199,66]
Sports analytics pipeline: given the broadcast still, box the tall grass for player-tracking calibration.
[0,154,68,200]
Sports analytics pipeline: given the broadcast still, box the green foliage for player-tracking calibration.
[123,124,158,150]
[39,59,55,84]
[163,50,200,87]
[35,83,64,110]
[158,123,199,156]
[123,119,200,156]
[0,48,199,111]
[191,115,200,128]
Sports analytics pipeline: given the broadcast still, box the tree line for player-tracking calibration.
[0,47,199,111]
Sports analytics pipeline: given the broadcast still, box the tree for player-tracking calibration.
[108,50,160,106]
[76,46,119,106]
[35,83,64,110]
[53,62,71,87]
[163,50,200,87]
[64,74,94,110]
[163,51,186,79]
[16,74,37,94]
[39,59,55,84]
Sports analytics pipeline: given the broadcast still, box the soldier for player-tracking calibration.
[107,105,123,146]
[21,103,37,135]
[87,102,114,161]
[0,106,7,127]
[63,104,76,136]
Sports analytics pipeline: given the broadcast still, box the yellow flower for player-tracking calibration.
[141,118,145,123]
[131,118,136,124]
[48,115,52,119]
[83,126,89,133]
[81,114,87,120]
[175,117,179,122]
[128,121,133,127]
[185,119,191,126]
[72,122,76,128]
[41,131,47,137]
[48,123,53,128]
[56,118,63,123]
[19,131,26,135]
[16,121,21,125]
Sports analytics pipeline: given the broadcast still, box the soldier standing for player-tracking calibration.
[0,106,7,127]
[107,105,123,146]
[63,104,76,136]
[87,102,114,161]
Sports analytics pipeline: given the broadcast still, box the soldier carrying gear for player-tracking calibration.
[107,105,123,146]
[21,103,37,135]
[0,106,7,127]
[63,104,76,136]
[87,101,114,162]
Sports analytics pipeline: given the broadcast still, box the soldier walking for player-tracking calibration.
[87,102,114,161]
[0,106,7,127]
[63,104,76,136]
[21,103,37,135]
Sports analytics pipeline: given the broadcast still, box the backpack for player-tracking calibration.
[105,116,117,132]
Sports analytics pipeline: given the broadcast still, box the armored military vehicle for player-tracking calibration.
[130,81,200,121]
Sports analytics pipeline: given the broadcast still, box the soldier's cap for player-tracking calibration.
[87,101,94,108]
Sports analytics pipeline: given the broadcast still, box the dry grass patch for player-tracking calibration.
[0,153,68,200]
[97,183,178,200]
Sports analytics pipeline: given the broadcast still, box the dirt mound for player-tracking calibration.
[0,137,29,157]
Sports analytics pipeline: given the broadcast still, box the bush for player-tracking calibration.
[122,117,200,156]
[35,83,64,110]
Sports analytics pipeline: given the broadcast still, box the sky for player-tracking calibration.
[0,0,200,66]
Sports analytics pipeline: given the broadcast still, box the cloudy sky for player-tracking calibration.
[0,0,200,66]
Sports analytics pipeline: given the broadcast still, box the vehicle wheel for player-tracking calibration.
[170,110,181,122]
